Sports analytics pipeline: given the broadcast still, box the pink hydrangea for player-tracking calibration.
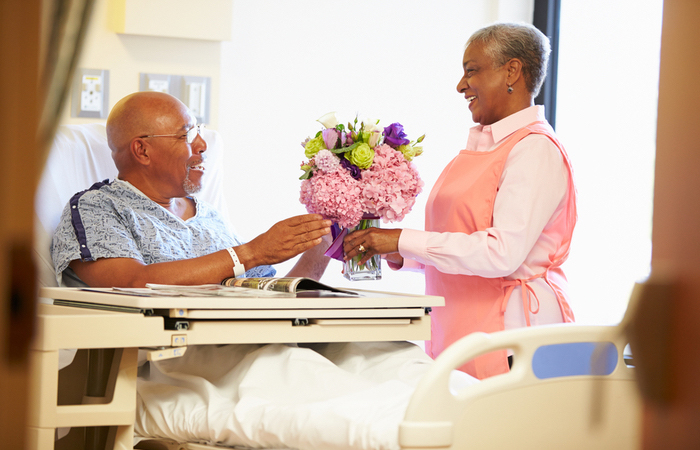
[360,144,424,223]
[300,167,365,228]
[314,149,341,173]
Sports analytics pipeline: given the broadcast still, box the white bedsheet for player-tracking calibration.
[135,341,478,449]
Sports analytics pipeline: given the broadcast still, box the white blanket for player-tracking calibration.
[135,342,478,449]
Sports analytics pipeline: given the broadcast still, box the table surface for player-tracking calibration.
[40,286,445,310]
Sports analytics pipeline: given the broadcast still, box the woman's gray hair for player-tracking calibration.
[467,22,551,97]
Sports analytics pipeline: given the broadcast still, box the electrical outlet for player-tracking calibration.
[80,74,103,112]
[71,68,109,118]
[140,73,172,94]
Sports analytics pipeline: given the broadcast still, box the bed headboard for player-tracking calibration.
[34,123,231,287]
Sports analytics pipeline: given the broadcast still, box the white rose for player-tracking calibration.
[317,112,339,129]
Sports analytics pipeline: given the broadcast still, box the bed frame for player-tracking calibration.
[29,298,640,450]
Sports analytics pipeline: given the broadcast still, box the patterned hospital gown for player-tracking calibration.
[51,179,275,286]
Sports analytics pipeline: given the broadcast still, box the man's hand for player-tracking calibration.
[238,214,332,269]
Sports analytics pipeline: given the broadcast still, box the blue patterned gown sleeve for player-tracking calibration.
[50,179,275,286]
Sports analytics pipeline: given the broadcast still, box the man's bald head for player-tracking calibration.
[106,92,191,171]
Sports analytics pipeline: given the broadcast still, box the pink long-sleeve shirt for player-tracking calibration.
[397,106,571,329]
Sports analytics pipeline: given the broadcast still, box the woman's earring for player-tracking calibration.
[507,85,514,94]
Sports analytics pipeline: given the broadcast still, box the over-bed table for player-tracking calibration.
[29,286,441,450]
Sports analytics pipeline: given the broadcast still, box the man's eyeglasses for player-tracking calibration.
[140,124,204,144]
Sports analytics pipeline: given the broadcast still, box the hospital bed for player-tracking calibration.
[28,123,642,449]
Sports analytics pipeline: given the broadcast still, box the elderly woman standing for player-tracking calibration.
[343,23,577,379]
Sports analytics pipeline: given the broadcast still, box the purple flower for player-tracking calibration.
[340,155,362,180]
[322,128,339,149]
[383,123,410,148]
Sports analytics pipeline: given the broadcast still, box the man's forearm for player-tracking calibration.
[285,235,331,280]
[70,248,238,288]
[69,214,333,287]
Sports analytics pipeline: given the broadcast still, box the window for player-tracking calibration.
[555,0,664,324]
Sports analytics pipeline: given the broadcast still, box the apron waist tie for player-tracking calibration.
[502,278,541,327]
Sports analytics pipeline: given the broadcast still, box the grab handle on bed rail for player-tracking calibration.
[402,332,494,428]
[403,325,625,425]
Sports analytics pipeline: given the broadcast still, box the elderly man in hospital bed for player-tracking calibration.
[50,92,476,450]
[51,91,332,288]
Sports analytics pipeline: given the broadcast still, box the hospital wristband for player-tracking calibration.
[226,247,246,278]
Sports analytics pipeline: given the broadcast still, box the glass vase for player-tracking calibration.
[343,217,382,281]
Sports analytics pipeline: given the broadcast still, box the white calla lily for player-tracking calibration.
[317,112,339,129]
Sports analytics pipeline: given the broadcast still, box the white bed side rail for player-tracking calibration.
[399,324,641,450]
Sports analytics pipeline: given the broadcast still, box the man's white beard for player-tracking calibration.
[183,168,202,195]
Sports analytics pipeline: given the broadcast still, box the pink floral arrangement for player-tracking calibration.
[299,112,425,229]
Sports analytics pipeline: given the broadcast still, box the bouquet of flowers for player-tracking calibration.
[299,112,425,280]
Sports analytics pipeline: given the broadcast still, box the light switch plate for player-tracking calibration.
[71,68,109,118]
[183,76,209,122]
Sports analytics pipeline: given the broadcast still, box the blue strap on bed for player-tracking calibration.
[69,179,110,262]
[532,341,618,379]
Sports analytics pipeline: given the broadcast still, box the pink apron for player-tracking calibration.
[424,121,576,379]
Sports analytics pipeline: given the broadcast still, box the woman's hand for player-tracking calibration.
[343,227,402,267]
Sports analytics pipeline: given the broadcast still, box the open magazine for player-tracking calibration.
[94,278,358,298]
[222,277,357,296]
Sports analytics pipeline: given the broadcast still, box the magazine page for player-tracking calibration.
[222,277,358,295]
[140,284,293,297]
[226,277,302,292]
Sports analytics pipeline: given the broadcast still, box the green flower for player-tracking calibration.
[304,135,326,158]
[347,142,375,169]
[398,144,423,161]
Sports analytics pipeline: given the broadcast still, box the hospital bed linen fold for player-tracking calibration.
[135,341,478,450]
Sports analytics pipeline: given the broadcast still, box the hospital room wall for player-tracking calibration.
[60,0,223,130]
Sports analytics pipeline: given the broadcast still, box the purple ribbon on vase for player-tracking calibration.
[324,223,348,261]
